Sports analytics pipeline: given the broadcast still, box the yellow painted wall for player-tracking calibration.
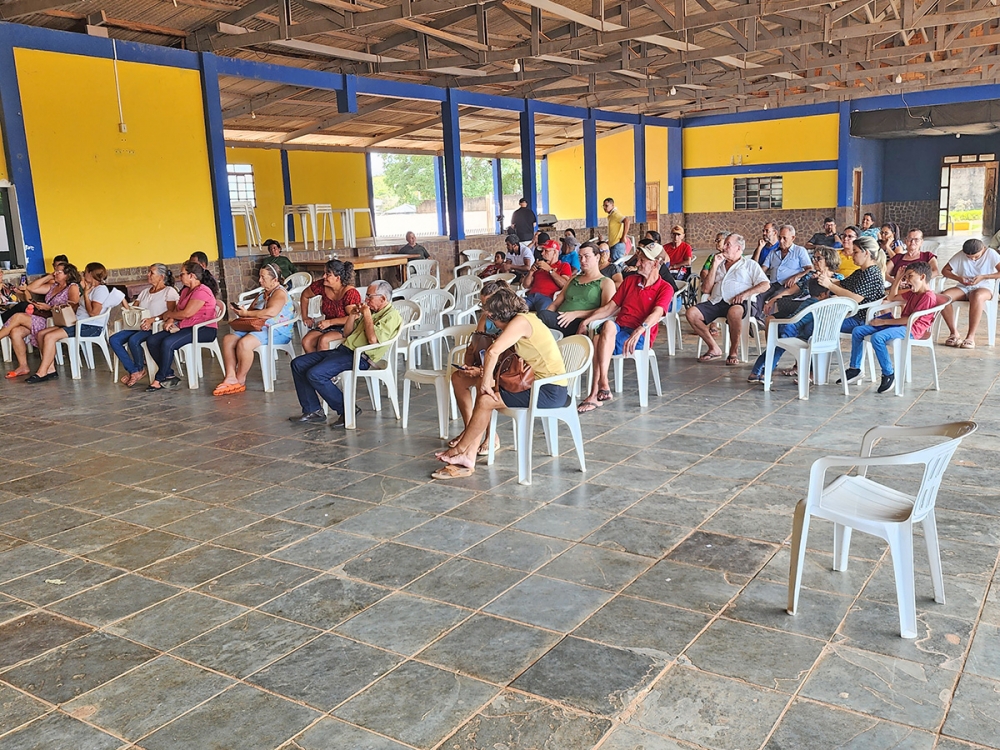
[226,147,283,246]
[287,150,372,239]
[597,128,635,216]
[547,143,585,222]
[645,126,668,214]
[684,169,838,213]
[15,48,217,268]
[683,114,839,169]
[0,119,8,183]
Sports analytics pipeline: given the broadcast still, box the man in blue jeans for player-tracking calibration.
[289,280,402,426]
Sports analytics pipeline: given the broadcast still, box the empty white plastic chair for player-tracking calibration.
[486,335,592,485]
[453,259,490,277]
[443,275,482,320]
[762,297,857,400]
[462,249,490,262]
[411,289,455,368]
[391,274,439,301]
[393,299,422,370]
[787,421,977,638]
[407,259,440,284]
[286,271,312,290]
[402,324,477,439]
[252,317,300,392]
[480,272,516,285]
[175,300,226,389]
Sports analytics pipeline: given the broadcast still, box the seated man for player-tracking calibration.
[288,280,402,426]
[841,261,940,393]
[560,233,582,273]
[806,218,843,250]
[577,243,673,412]
[501,234,534,279]
[522,237,571,312]
[686,233,770,366]
[399,231,430,259]
[478,251,508,279]
[753,222,780,266]
[261,239,297,280]
[664,225,694,278]
[539,243,616,337]
[747,278,831,384]
[939,237,1000,348]
[760,225,812,311]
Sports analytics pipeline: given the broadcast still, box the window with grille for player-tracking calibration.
[733,175,782,211]
[227,164,256,205]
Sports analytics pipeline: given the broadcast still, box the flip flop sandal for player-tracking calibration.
[213,382,246,396]
[477,436,500,456]
[5,370,27,379]
[698,352,722,362]
[960,339,976,349]
[596,389,614,402]
[945,335,960,347]
[577,400,601,414]
[726,356,741,366]
[779,367,798,377]
[431,464,475,480]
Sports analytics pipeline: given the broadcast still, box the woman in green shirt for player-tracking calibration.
[538,243,616,336]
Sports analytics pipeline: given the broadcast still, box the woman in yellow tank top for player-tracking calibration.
[433,287,567,480]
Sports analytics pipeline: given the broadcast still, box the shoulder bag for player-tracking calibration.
[230,289,268,332]
[463,330,535,393]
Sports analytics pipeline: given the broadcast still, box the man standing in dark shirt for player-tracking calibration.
[511,198,537,243]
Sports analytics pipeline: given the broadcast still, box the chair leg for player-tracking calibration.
[786,499,811,616]
[546,417,559,456]
[566,413,587,473]
[343,373,357,429]
[797,349,809,400]
[887,523,918,639]
[922,510,946,605]
[366,378,380,412]
[433,378,449,440]
[928,344,940,391]
[763,334,777,392]
[401,379,411,429]
[649,354,662,397]
[836,347,849,396]
[613,357,623,393]
[518,412,533,485]
[486,410,499,466]
[832,524,853,571]
[635,353,649,408]
[186,344,199,389]
[894,339,905,397]
[988,302,997,347]
[384,376,401,420]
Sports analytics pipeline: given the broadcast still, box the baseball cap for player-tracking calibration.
[542,240,561,252]
[638,242,665,261]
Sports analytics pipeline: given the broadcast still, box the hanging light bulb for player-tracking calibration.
[894,74,902,84]
[512,60,521,73]
[763,103,768,110]
[251,111,256,120]
[669,86,677,96]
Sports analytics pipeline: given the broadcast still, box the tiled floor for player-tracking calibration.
[2,274,1000,748]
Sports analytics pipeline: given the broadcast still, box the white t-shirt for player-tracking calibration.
[136,285,181,316]
[947,248,1000,292]
[507,244,535,269]
[709,256,769,304]
[77,284,110,318]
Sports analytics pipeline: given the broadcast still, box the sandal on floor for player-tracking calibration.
[213,382,246,396]
[726,355,741,366]
[596,389,613,402]
[577,400,601,414]
[477,436,500,456]
[698,352,722,363]
[960,339,976,349]
[945,335,960,347]
[5,370,27,379]
[747,373,764,384]
[431,464,475,480]
[778,366,798,377]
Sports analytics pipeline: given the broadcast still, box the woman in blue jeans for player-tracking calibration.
[144,262,219,392]
[110,264,180,388]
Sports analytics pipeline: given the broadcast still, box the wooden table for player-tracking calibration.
[299,254,421,285]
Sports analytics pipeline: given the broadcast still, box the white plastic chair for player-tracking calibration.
[391,274,439,301]
[297,294,323,341]
[338,331,404,430]
[238,287,263,306]
[1,330,33,364]
[54,308,115,379]
[175,300,226,389]
[934,278,998,347]
[443,275,482,320]
[486,334,592,485]
[286,271,312,290]
[407,259,440,284]
[480,273,516,285]
[762,297,857,400]
[787,421,977,639]
[401,324,476,439]
[393,299,422,370]
[411,289,455,368]
[862,298,949,396]
[252,316,300,392]
[588,317,661,408]
[462,249,490,262]
[453,259,490,277]
[663,281,687,356]
[695,293,761,362]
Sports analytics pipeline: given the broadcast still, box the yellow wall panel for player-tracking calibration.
[645,126,668,214]
[0,119,8,183]
[287,150,371,239]
[226,147,283,246]
[683,114,839,170]
[15,48,217,268]
[547,144,585,222]
[597,128,634,216]
[684,170,837,213]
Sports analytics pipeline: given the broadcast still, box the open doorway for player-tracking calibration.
[938,154,999,237]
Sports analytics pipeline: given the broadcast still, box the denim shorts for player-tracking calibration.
[233,327,292,345]
[61,324,102,337]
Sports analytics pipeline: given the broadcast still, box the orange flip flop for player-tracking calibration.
[213,382,246,396]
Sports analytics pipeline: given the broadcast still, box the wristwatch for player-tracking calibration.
[640,322,650,330]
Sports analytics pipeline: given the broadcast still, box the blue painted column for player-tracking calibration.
[492,157,504,234]
[441,89,464,240]
[433,156,447,237]
[365,152,377,239]
[0,26,44,273]
[199,52,236,260]
[280,149,295,243]
[837,100,852,208]
[519,101,537,212]
[583,116,598,228]
[540,156,549,214]
[634,121,647,224]
[667,125,683,215]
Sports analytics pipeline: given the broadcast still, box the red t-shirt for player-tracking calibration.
[308,280,362,320]
[901,290,941,340]
[665,241,693,267]
[529,261,572,298]
[612,274,674,344]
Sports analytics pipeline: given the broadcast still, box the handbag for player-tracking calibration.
[51,305,77,327]
[463,330,535,393]
[230,317,266,332]
[121,306,151,330]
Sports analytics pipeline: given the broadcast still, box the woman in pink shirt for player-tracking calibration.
[144,261,218,391]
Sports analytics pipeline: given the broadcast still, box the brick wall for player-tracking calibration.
[882,201,942,237]
[685,209,835,250]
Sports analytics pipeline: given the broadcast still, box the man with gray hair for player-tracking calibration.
[289,280,401,426]
[686,233,770,365]
[758,224,812,314]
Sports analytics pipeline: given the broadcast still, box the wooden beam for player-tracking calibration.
[281,99,395,141]
[222,84,318,119]
[0,0,78,18]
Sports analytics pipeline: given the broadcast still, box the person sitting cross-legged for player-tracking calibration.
[288,280,402,426]
[840,261,940,394]
[938,238,1000,349]
[538,243,616,337]
[747,278,832,385]
[576,243,673,413]
[686,233,770,366]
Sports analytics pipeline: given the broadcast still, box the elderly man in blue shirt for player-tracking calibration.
[757,224,812,317]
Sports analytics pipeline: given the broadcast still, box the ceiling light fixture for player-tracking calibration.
[250,111,256,119]
[669,86,677,96]
[894,74,902,84]
[512,60,521,73]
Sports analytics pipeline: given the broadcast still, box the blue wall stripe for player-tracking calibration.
[682,160,838,178]
[280,149,294,243]
[683,102,840,128]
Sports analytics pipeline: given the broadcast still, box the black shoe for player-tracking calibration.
[877,374,895,393]
[145,383,164,392]
[289,411,327,424]
[24,372,57,384]
[331,407,362,427]
[836,368,861,385]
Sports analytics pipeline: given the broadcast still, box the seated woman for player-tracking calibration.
[214,263,295,395]
[938,238,1000,349]
[838,227,861,276]
[879,222,905,260]
[887,231,938,281]
[111,264,180,388]
[299,259,360,353]
[538,243,615,337]
[815,235,887,335]
[434,286,567,480]
[144,262,218,391]
[0,262,80,378]
[27,262,113,384]
[762,246,842,320]
[0,254,69,325]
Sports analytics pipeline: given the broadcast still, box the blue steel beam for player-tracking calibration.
[520,100,537,213]
[492,158,504,235]
[214,54,345,90]
[441,90,464,240]
[433,156,447,237]
[533,100,590,121]
[667,126,682,215]
[595,110,640,125]
[453,90,526,112]
[200,52,237,260]
[355,76,446,102]
[850,83,1000,111]
[338,74,358,114]
[634,122,647,225]
[583,117,598,229]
